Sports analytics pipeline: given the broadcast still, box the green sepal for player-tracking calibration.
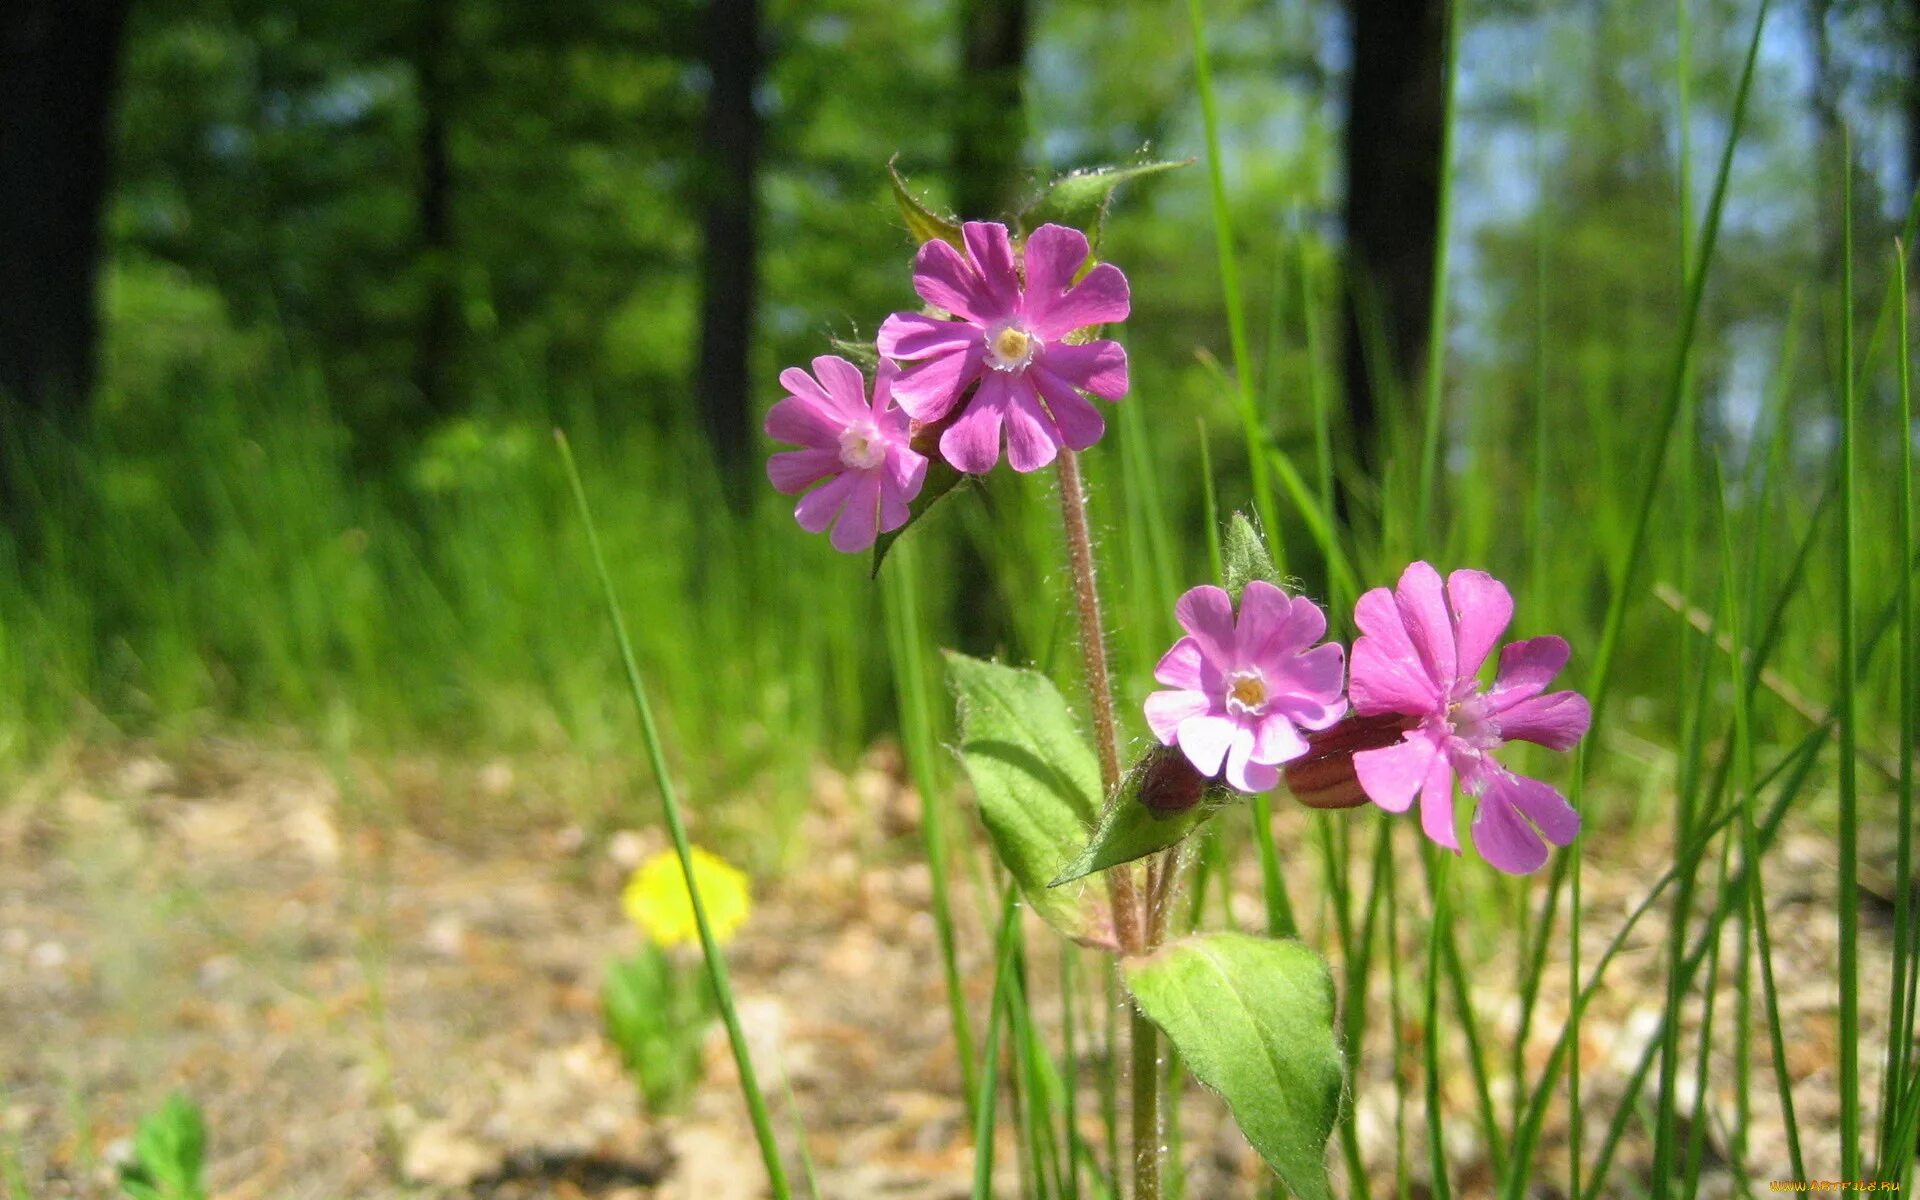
[889,158,965,249]
[1123,933,1344,1200]
[1050,744,1235,886]
[1016,158,1190,250]
[1223,511,1282,602]
[944,651,1113,948]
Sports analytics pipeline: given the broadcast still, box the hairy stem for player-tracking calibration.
[1053,449,1157,1200]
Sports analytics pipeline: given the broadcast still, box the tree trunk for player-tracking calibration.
[0,0,130,473]
[953,0,1029,220]
[413,0,458,426]
[1340,0,1447,469]
[694,0,762,488]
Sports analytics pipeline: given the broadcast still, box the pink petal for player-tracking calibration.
[1176,713,1239,777]
[794,471,858,534]
[1036,340,1129,400]
[911,239,994,323]
[939,384,1006,474]
[1002,379,1063,473]
[1153,636,1209,690]
[1471,781,1549,875]
[1419,752,1460,851]
[878,459,921,532]
[812,355,870,417]
[1223,725,1265,792]
[767,448,840,495]
[1353,731,1441,814]
[1028,262,1130,340]
[1249,714,1309,766]
[1174,585,1238,667]
[1026,366,1107,451]
[1020,223,1091,306]
[1272,643,1348,730]
[891,346,984,422]
[884,446,926,500]
[829,473,883,552]
[1498,770,1581,845]
[1488,636,1571,708]
[878,312,979,362]
[1494,689,1591,751]
[764,392,844,450]
[1145,688,1212,744]
[1393,561,1458,694]
[1237,760,1281,794]
[1446,569,1512,679]
[1234,581,1294,661]
[961,222,1020,316]
[1349,634,1443,718]
[777,364,836,413]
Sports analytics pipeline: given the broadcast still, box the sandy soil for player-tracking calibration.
[0,741,1898,1198]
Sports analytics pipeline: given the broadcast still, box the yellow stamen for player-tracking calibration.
[1230,675,1267,709]
[993,327,1031,362]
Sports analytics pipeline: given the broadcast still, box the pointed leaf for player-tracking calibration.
[1052,745,1235,885]
[1017,159,1191,249]
[890,158,965,249]
[1123,933,1343,1200]
[944,652,1111,947]
[1223,512,1281,602]
[871,458,969,576]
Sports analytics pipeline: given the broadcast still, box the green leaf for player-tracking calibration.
[1123,933,1343,1200]
[889,158,964,249]
[944,651,1110,947]
[120,1094,207,1200]
[871,458,969,576]
[1017,159,1191,250]
[1051,745,1234,886]
[1223,511,1281,602]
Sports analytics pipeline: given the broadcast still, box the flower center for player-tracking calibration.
[1225,670,1269,716]
[985,323,1039,371]
[838,425,886,471]
[1445,693,1500,751]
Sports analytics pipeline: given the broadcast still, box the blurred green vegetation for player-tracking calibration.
[2,0,1915,842]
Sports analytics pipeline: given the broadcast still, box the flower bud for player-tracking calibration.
[1134,743,1211,818]
[1282,713,1413,811]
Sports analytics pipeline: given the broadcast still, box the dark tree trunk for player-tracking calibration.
[0,0,130,475]
[953,0,1029,220]
[694,0,762,488]
[413,0,458,424]
[1340,0,1447,469]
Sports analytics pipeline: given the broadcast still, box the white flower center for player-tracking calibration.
[1224,669,1268,717]
[985,322,1039,372]
[838,424,886,471]
[1445,694,1500,751]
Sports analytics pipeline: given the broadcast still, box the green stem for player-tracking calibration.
[557,431,791,1200]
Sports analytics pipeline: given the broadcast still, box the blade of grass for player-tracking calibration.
[556,430,792,1200]
[1837,126,1862,1187]
[1185,0,1283,569]
[1879,239,1916,1177]
[1423,846,1453,1200]
[1413,0,1461,543]
[882,539,978,1110]
[975,890,1022,1200]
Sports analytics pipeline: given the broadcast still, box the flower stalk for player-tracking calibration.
[1053,447,1159,1199]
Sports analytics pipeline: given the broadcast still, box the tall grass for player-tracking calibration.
[7,0,1918,1193]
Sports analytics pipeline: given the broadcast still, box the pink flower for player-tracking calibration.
[1347,561,1592,875]
[765,356,927,553]
[1144,582,1348,794]
[876,221,1130,474]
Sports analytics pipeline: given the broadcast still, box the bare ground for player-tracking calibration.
[0,741,1898,1198]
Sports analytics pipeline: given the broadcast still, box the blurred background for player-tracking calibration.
[3,0,1919,1192]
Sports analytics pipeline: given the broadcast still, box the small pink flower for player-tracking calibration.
[1347,561,1592,874]
[1144,582,1348,794]
[876,221,1130,474]
[765,356,927,553]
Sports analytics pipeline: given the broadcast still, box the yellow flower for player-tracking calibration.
[622,846,752,949]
